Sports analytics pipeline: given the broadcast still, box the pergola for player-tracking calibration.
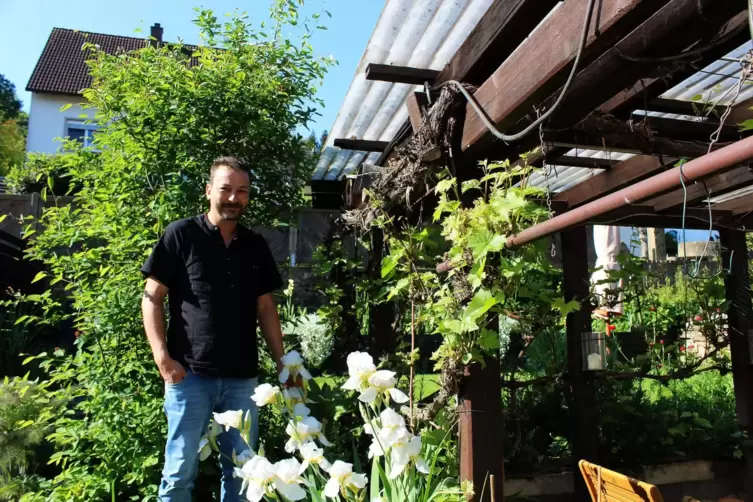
[317,1,753,500]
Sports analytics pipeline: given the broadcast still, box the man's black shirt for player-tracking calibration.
[141,214,283,378]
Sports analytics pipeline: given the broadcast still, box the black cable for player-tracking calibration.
[612,24,745,64]
[441,0,596,144]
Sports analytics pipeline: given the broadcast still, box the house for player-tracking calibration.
[25,24,165,153]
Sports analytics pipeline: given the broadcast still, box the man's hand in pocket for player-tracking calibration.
[158,355,187,384]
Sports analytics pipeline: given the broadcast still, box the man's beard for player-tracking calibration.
[217,202,245,221]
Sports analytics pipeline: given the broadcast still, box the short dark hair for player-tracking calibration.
[209,156,249,183]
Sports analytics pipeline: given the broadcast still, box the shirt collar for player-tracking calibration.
[198,214,245,241]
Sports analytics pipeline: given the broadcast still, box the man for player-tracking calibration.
[141,156,285,501]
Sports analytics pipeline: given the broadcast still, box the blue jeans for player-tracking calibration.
[158,369,258,502]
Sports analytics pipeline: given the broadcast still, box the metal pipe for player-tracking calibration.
[505,136,753,249]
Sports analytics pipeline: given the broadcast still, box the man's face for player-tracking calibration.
[206,165,250,221]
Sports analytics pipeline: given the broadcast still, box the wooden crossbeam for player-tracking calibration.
[333,139,389,152]
[546,113,740,158]
[435,0,560,85]
[553,156,620,169]
[544,126,716,159]
[405,91,430,133]
[545,0,747,129]
[555,155,673,208]
[713,193,753,215]
[599,10,749,117]
[631,115,740,143]
[365,64,439,85]
[461,0,671,152]
[649,165,753,212]
[587,204,737,229]
[642,98,726,117]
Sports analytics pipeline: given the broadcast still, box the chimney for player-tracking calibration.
[150,23,163,46]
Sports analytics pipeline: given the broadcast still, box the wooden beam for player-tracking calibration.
[551,156,619,169]
[460,0,673,152]
[561,225,598,502]
[548,113,735,158]
[719,229,753,502]
[545,0,747,129]
[599,10,749,118]
[459,360,504,502]
[633,115,741,143]
[333,139,389,152]
[544,126,717,159]
[587,205,737,229]
[555,155,672,208]
[649,165,753,212]
[405,91,430,133]
[365,64,439,85]
[714,193,753,215]
[729,96,753,125]
[642,98,726,117]
[435,0,560,85]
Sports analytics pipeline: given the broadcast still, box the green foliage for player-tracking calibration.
[375,158,566,373]
[598,372,741,467]
[6,5,332,499]
[285,312,335,368]
[0,74,22,121]
[5,152,76,194]
[0,376,65,500]
[0,301,52,378]
[503,371,740,474]
[0,118,25,177]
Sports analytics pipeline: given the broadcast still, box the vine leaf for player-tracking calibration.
[551,297,580,316]
[464,289,498,322]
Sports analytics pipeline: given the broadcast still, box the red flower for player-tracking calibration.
[716,307,721,313]
[649,342,655,347]
[649,306,656,312]
[689,345,695,350]
[660,339,665,345]
[694,315,703,322]
[680,346,686,352]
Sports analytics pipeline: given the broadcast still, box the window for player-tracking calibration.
[65,120,99,148]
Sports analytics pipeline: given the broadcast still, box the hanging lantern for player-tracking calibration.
[582,332,607,371]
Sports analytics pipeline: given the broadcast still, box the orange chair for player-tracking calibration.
[579,460,664,502]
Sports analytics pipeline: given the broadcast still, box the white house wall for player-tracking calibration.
[26,93,96,154]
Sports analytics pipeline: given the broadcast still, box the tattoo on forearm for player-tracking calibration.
[142,290,164,307]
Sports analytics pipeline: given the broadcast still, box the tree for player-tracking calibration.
[665,230,679,257]
[0,119,24,176]
[10,4,332,500]
[0,75,22,121]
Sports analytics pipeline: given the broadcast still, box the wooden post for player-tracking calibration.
[561,225,598,502]
[459,358,504,502]
[368,228,396,358]
[406,91,430,133]
[719,229,753,502]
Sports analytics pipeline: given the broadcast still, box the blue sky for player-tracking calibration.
[0,0,383,136]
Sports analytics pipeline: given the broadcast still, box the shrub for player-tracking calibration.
[10,4,332,499]
[0,377,65,500]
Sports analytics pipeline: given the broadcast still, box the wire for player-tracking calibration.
[612,25,745,64]
[441,0,596,144]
